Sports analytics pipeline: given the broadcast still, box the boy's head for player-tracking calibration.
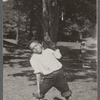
[29,40,43,54]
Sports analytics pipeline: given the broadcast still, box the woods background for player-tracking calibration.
[3,0,97,48]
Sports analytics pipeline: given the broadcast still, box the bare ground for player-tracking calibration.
[3,64,97,100]
[3,41,97,100]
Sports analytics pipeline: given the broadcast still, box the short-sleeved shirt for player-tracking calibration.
[30,48,62,75]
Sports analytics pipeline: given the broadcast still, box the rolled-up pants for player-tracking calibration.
[40,68,72,98]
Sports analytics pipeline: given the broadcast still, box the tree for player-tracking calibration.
[3,0,96,46]
[64,0,96,39]
[13,0,61,43]
[42,0,60,43]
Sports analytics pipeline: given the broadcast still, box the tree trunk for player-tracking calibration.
[25,17,28,33]
[28,10,34,40]
[42,0,49,36]
[80,32,82,40]
[42,0,59,43]
[49,0,59,43]
[16,10,20,44]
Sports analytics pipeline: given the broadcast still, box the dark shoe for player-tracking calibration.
[33,93,44,99]
[65,97,70,100]
[61,90,72,98]
[53,97,63,100]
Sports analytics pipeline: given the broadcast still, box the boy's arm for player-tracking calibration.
[36,73,41,95]
[30,58,41,95]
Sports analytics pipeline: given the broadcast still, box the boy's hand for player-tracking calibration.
[33,93,44,99]
[44,35,51,42]
[44,35,56,50]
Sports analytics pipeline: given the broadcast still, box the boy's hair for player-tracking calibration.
[28,40,39,49]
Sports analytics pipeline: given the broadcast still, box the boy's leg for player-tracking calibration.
[65,97,70,100]
[33,77,54,99]
[40,77,54,96]
[54,71,72,99]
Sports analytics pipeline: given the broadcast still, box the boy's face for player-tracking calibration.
[30,42,42,54]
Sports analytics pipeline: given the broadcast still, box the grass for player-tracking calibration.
[3,40,97,100]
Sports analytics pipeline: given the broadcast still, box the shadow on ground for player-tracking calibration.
[3,45,97,84]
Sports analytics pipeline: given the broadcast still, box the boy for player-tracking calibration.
[29,40,72,100]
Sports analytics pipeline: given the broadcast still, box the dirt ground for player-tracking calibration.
[3,41,97,100]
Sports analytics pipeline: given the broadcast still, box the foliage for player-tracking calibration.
[62,0,96,24]
[57,0,96,41]
[18,31,30,48]
[3,0,97,47]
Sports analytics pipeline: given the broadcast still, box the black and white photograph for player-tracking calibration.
[3,0,98,100]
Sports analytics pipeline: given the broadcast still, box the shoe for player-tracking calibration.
[33,93,44,99]
[53,97,63,100]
